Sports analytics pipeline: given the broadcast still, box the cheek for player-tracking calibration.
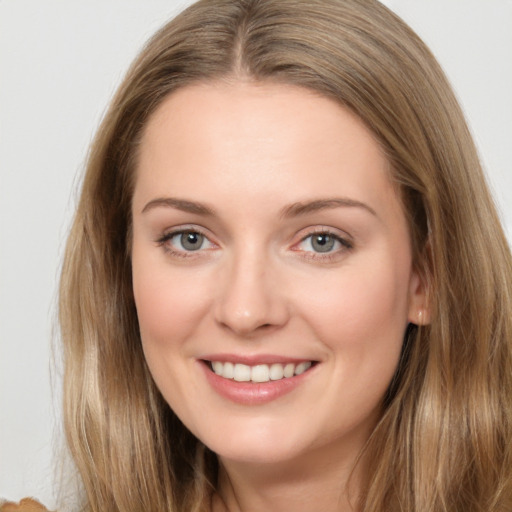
[132,257,215,416]
[132,256,212,351]
[293,256,410,356]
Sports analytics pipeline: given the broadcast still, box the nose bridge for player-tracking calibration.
[214,240,288,336]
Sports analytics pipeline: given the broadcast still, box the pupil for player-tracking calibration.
[181,232,203,251]
[312,234,334,253]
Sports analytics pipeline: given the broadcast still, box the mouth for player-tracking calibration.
[203,360,317,383]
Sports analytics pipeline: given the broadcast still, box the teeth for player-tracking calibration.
[284,363,295,378]
[233,363,251,382]
[209,361,313,383]
[251,364,270,383]
[269,363,284,380]
[294,361,312,375]
[212,361,223,375]
[223,361,234,379]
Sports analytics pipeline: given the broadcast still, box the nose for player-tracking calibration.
[213,249,290,337]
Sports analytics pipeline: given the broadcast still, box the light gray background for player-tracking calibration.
[1,1,511,508]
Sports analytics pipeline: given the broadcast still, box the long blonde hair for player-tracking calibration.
[59,0,512,510]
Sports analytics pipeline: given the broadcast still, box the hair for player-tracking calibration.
[58,0,512,511]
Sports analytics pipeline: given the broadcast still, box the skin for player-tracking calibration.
[131,81,427,511]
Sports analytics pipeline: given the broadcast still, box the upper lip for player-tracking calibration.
[199,353,317,365]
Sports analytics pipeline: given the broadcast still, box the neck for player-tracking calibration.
[212,438,367,512]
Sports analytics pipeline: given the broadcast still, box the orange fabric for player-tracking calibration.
[0,498,52,512]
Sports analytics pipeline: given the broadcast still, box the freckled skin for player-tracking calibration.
[131,82,426,507]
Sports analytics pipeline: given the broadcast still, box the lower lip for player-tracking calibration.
[200,361,315,405]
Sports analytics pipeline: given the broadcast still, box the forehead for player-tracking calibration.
[140,80,382,159]
[134,80,402,225]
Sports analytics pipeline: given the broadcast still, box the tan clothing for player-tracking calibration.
[0,498,52,512]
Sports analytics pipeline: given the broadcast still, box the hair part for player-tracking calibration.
[59,1,512,510]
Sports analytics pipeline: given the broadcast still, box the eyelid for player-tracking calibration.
[291,226,354,258]
[155,224,353,260]
[296,226,353,245]
[156,225,218,256]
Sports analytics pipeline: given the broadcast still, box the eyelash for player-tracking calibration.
[156,227,353,261]
[294,229,353,262]
[156,228,214,259]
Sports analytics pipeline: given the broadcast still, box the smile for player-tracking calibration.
[208,361,313,383]
[200,357,318,405]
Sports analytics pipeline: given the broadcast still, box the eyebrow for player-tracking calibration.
[141,196,377,218]
[141,197,215,216]
[280,198,377,218]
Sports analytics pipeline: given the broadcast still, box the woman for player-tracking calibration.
[9,0,512,510]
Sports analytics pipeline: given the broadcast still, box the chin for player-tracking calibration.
[193,418,317,466]
[214,444,302,466]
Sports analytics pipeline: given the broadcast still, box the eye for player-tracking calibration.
[296,231,352,255]
[304,233,337,253]
[175,231,207,251]
[158,229,215,254]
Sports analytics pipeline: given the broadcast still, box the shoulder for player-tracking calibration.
[0,498,53,512]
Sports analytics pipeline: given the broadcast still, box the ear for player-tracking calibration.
[407,267,431,326]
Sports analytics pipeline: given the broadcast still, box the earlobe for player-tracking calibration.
[410,308,430,326]
[407,269,431,326]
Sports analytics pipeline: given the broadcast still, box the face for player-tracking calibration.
[131,81,426,467]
